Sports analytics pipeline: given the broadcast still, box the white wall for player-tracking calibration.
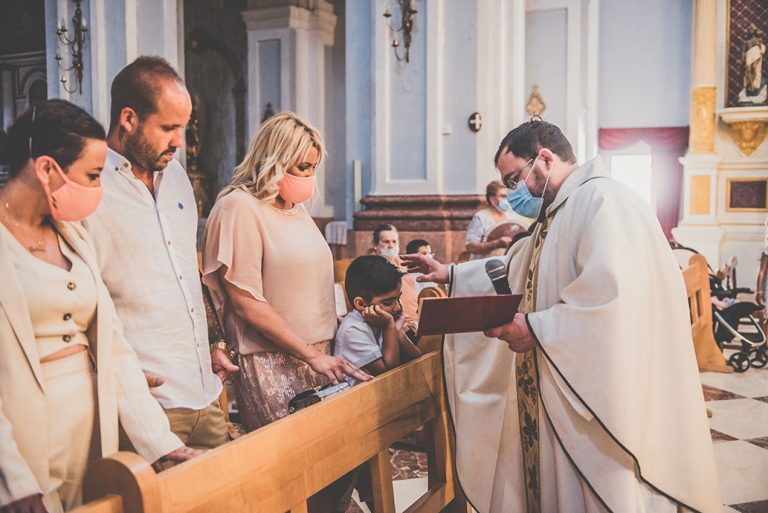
[599,0,692,128]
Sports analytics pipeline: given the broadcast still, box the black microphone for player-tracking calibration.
[485,259,511,295]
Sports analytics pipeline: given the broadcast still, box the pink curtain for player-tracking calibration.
[598,127,689,239]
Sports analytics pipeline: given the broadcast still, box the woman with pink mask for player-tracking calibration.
[202,112,370,434]
[0,100,195,513]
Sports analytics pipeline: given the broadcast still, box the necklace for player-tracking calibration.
[2,201,47,252]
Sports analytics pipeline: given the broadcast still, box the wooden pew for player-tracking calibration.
[682,254,732,373]
[72,351,469,513]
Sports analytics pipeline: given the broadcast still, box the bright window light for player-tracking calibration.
[609,155,653,205]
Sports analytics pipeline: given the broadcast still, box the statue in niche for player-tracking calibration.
[738,24,767,106]
[186,92,209,216]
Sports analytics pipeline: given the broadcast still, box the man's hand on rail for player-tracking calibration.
[152,446,205,472]
[0,493,48,513]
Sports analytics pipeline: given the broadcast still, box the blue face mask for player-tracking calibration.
[505,156,549,219]
[494,198,511,213]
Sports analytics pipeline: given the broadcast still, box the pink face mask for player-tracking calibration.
[279,172,315,204]
[36,159,103,221]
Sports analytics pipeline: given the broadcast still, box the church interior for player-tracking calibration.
[1,0,768,512]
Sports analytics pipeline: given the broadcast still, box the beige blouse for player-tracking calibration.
[202,189,337,355]
[0,225,97,360]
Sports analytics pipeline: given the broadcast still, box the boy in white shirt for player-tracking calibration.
[333,256,422,512]
[334,256,422,386]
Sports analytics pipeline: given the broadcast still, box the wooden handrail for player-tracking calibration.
[74,351,467,513]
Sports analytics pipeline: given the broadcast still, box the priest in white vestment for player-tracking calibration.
[402,120,721,513]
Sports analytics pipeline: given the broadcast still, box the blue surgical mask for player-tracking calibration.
[505,155,550,219]
[494,199,511,213]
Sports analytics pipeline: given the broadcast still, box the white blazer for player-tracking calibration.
[0,221,182,506]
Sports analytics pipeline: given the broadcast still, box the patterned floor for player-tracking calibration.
[703,357,768,513]
[343,361,768,513]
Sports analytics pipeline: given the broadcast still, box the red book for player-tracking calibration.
[416,294,523,336]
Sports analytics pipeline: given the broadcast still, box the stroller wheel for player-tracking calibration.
[749,347,768,368]
[729,352,751,372]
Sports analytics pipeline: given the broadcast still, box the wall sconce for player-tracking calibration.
[55,0,88,94]
[383,0,417,63]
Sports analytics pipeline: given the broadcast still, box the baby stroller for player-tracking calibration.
[670,241,768,372]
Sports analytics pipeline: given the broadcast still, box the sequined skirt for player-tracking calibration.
[234,340,330,432]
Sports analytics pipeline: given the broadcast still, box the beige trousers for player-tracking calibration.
[41,350,95,513]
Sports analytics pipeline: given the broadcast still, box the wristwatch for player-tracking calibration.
[210,339,235,359]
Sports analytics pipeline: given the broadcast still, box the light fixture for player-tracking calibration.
[383,0,417,63]
[55,0,88,94]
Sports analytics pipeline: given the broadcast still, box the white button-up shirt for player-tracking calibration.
[84,149,221,409]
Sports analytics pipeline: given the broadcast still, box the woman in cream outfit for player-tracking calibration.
[0,101,196,513]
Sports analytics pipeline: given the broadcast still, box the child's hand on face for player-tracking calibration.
[362,304,395,328]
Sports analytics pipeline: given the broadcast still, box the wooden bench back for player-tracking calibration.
[681,254,731,373]
[72,351,468,513]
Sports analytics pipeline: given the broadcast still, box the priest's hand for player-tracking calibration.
[484,313,536,353]
[400,253,449,284]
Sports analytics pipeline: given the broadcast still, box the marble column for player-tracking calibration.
[241,2,336,218]
[672,0,723,266]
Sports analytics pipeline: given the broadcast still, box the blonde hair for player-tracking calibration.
[219,111,325,202]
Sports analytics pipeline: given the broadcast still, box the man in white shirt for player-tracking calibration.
[85,56,237,449]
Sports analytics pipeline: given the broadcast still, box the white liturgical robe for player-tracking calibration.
[444,158,721,513]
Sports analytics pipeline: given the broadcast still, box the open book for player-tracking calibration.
[416,294,523,336]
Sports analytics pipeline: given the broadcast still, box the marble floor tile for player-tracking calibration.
[712,441,768,505]
[389,448,428,480]
[347,478,430,513]
[746,436,768,451]
[701,368,768,398]
[393,477,428,513]
[707,399,768,440]
[712,429,739,442]
[731,499,768,513]
[704,384,745,401]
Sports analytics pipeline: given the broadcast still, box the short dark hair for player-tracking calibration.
[109,55,184,131]
[345,255,404,303]
[405,239,430,254]
[494,120,576,166]
[0,100,105,179]
[372,223,398,245]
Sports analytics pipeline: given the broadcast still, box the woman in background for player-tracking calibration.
[371,223,419,334]
[465,180,532,260]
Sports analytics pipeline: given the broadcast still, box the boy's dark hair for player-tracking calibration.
[405,239,429,255]
[109,55,184,131]
[372,223,397,245]
[345,255,404,303]
[493,119,576,166]
[0,100,106,179]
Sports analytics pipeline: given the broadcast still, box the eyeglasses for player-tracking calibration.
[501,158,533,190]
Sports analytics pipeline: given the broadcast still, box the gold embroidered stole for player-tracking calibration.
[516,213,554,512]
